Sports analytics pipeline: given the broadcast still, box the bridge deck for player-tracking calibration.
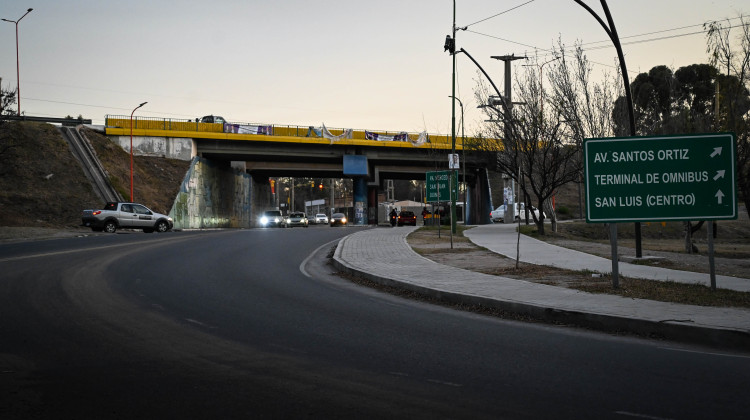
[105,117,465,150]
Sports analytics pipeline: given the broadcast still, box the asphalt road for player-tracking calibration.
[1,226,749,419]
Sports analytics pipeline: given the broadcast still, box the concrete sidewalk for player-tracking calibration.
[464,222,750,293]
[332,227,750,349]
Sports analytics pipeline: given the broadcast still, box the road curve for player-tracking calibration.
[1,228,749,419]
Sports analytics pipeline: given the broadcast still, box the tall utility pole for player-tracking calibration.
[490,54,527,114]
[449,0,458,238]
[491,54,526,222]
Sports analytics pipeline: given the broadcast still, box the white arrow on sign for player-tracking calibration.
[710,147,723,158]
[713,169,726,181]
[715,189,725,204]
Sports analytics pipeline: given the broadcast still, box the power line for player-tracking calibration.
[24,97,197,119]
[465,29,544,51]
[466,16,749,70]
[464,0,536,28]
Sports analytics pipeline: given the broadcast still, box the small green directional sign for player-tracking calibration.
[426,170,457,203]
[584,133,737,223]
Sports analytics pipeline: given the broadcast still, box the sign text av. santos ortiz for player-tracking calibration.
[584,134,736,222]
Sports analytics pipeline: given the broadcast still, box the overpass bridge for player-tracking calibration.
[104,116,494,228]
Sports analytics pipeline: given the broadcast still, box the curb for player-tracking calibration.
[331,235,750,351]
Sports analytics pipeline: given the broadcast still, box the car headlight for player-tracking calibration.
[261,216,268,225]
[341,217,347,223]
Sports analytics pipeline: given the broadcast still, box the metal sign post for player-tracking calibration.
[427,170,458,248]
[584,133,737,288]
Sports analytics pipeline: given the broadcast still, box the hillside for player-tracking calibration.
[0,121,190,228]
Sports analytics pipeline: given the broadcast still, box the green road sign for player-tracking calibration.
[426,170,457,203]
[584,133,737,223]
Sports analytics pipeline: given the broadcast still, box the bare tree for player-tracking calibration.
[472,42,621,235]
[548,41,624,227]
[705,14,750,220]
[0,80,19,175]
[474,60,582,235]
[548,40,621,142]
[1,78,17,117]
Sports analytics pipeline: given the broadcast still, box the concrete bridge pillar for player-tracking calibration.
[465,167,493,225]
[367,186,378,225]
[353,177,367,225]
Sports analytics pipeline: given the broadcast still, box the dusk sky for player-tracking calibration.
[1,1,746,135]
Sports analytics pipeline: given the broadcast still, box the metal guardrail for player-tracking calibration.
[104,115,460,146]
[1,115,92,125]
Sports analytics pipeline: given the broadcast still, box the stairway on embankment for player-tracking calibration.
[59,126,123,203]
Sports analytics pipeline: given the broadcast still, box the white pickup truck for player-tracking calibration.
[82,202,173,233]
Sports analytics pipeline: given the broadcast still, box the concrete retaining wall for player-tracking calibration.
[109,135,194,161]
[169,157,252,229]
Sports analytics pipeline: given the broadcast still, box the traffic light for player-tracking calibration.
[443,35,455,54]
[319,183,324,190]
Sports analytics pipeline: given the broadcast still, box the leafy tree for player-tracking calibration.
[612,56,750,251]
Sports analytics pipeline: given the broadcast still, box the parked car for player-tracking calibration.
[81,202,173,233]
[490,203,545,222]
[314,213,329,224]
[397,210,417,226]
[285,212,308,228]
[259,210,284,227]
[330,213,347,227]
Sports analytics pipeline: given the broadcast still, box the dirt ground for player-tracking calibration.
[0,122,189,228]
[406,224,750,289]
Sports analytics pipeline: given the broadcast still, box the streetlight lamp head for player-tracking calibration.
[27,8,33,12]
[139,101,148,107]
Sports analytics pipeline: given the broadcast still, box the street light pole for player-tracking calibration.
[130,101,148,201]
[2,8,33,116]
[449,95,465,221]
[523,56,560,119]
[573,0,640,283]
[449,1,457,239]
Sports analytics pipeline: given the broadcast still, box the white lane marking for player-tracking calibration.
[0,231,232,263]
[658,347,750,359]
[615,411,673,420]
[184,318,216,329]
[389,371,410,377]
[426,378,463,387]
[0,242,139,263]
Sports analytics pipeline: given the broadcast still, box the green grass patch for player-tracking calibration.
[415,225,472,236]
[572,276,750,308]
[518,225,541,237]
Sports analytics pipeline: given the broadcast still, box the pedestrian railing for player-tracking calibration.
[104,115,467,148]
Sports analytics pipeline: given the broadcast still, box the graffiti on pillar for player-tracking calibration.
[169,157,252,229]
[355,202,365,225]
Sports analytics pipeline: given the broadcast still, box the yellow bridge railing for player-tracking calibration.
[104,115,468,148]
